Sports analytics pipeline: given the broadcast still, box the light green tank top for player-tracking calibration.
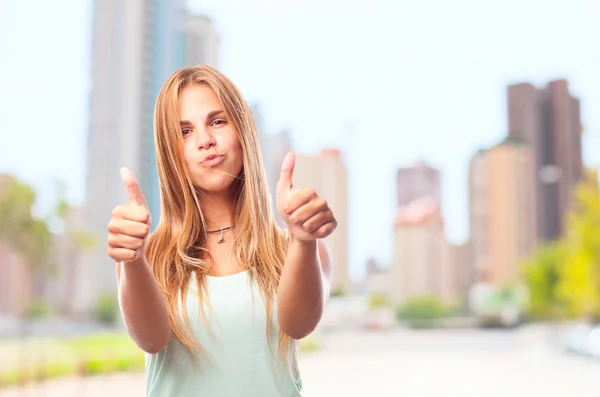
[144,270,302,396]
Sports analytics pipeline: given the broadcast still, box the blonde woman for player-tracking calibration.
[107,65,337,396]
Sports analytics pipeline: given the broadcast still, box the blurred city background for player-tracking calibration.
[1,0,600,396]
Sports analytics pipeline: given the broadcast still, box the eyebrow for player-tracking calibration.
[179,109,225,126]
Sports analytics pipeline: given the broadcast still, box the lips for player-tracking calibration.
[201,154,224,166]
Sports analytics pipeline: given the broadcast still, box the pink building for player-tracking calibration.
[469,139,537,287]
[396,161,441,207]
[389,198,465,304]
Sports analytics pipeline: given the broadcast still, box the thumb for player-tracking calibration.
[120,167,147,207]
[276,152,295,196]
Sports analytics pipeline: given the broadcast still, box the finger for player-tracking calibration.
[107,247,138,262]
[120,167,148,207]
[108,234,146,250]
[301,210,334,234]
[108,218,150,238]
[313,220,337,238]
[112,205,150,224]
[289,197,327,225]
[276,152,295,197]
[285,188,320,215]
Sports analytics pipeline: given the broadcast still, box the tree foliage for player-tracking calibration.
[0,176,52,273]
[0,176,95,315]
[524,169,600,321]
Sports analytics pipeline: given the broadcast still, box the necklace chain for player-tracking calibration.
[206,226,232,234]
[206,226,232,244]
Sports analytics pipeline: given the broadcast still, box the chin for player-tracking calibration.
[194,174,237,194]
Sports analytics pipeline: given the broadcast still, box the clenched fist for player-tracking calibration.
[107,167,151,263]
[276,152,337,242]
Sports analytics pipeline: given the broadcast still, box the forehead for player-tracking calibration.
[178,84,221,119]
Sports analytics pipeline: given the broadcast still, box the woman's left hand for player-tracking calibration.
[276,152,337,241]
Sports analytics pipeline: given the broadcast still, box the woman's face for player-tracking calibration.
[178,84,243,194]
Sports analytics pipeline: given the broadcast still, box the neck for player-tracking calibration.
[199,190,235,231]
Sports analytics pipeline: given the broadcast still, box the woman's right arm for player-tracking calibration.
[108,168,171,354]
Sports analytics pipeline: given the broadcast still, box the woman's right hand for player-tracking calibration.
[107,167,151,263]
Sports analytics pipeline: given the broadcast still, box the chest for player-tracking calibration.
[205,241,246,276]
[182,272,278,347]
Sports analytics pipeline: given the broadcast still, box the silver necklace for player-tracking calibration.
[206,226,232,244]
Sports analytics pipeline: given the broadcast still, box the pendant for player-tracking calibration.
[217,230,225,244]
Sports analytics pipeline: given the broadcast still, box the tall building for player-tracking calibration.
[251,104,266,142]
[364,257,390,296]
[396,161,441,207]
[263,129,293,227]
[80,0,191,312]
[146,13,220,223]
[41,206,87,314]
[249,105,291,226]
[184,14,220,67]
[469,138,537,287]
[469,150,489,285]
[441,241,470,303]
[391,162,469,304]
[293,149,350,294]
[507,79,583,241]
[389,198,446,304]
[0,240,32,316]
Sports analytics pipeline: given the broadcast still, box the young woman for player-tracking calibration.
[107,65,337,396]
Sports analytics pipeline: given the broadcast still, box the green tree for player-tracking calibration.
[0,175,54,383]
[0,176,52,307]
[522,243,564,319]
[368,293,389,309]
[0,177,95,316]
[95,292,119,325]
[523,169,600,321]
[396,296,452,322]
[44,180,96,315]
[556,169,600,320]
[48,181,95,250]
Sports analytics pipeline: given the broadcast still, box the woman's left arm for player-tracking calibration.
[275,152,337,339]
[277,238,333,339]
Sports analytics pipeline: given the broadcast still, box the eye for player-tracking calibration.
[210,119,226,127]
[182,128,192,137]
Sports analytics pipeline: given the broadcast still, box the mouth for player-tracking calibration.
[200,154,225,167]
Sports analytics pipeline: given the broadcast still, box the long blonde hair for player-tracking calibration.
[145,65,296,368]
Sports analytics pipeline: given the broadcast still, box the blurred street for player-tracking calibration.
[3,324,600,397]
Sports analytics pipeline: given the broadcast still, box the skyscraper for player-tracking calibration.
[444,241,471,302]
[0,239,31,316]
[507,79,583,241]
[146,13,220,223]
[389,198,446,304]
[390,161,464,304]
[262,129,292,227]
[293,149,350,295]
[469,138,537,287]
[79,0,191,312]
[396,161,441,207]
[184,14,220,67]
[250,104,289,226]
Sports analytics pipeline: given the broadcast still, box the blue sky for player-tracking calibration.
[1,0,599,280]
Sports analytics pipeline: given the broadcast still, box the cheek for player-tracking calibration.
[233,141,244,171]
[219,131,243,169]
[182,144,195,168]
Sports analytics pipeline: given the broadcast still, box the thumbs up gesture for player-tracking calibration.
[107,167,152,263]
[276,152,337,242]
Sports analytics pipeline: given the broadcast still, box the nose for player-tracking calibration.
[195,127,216,150]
